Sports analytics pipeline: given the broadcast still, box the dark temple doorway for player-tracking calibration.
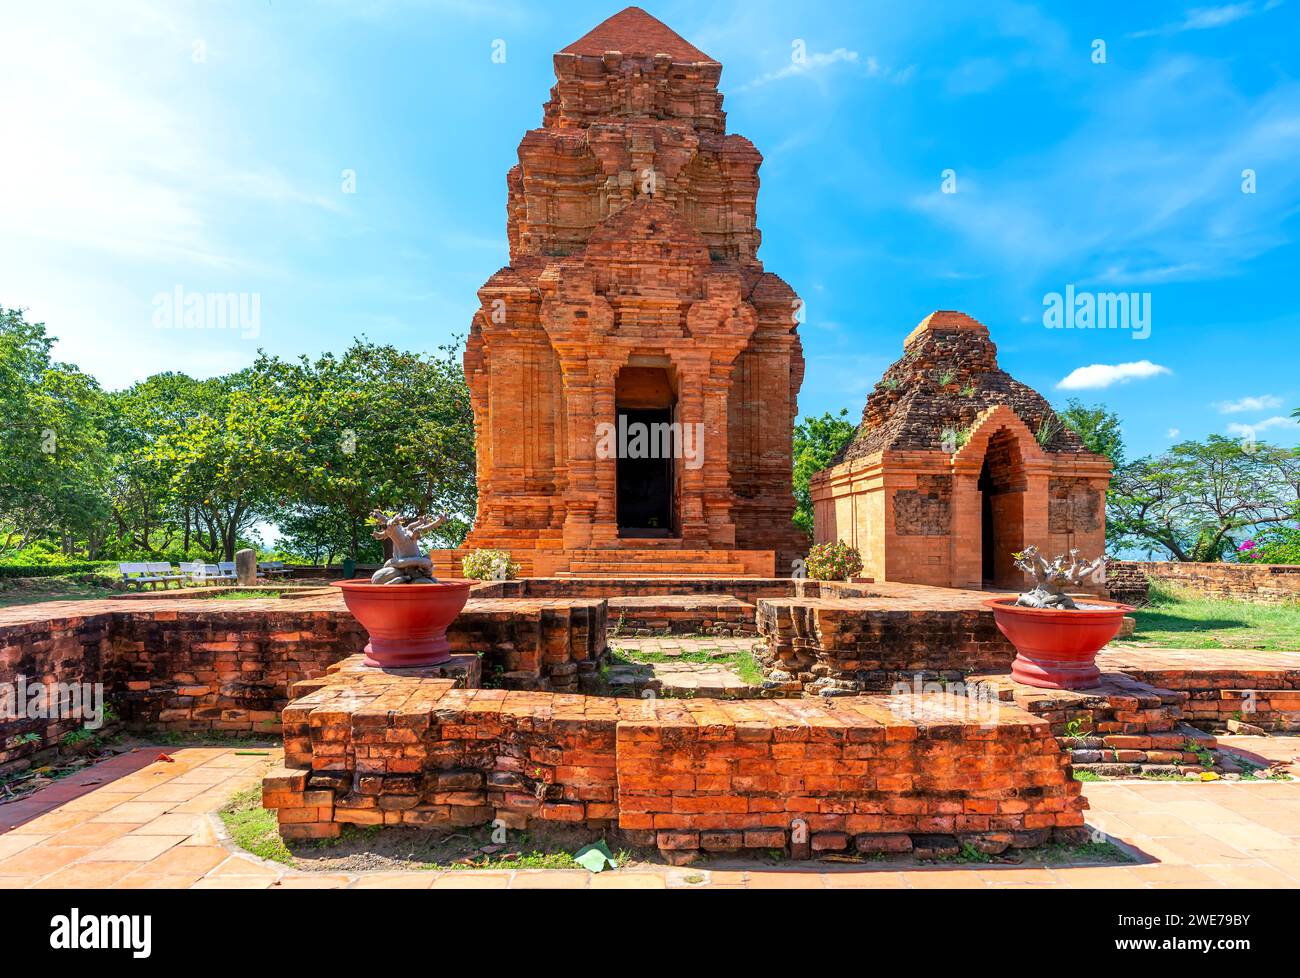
[614,364,678,538]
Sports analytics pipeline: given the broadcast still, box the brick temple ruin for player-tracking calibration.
[461,6,806,577]
[810,311,1113,590]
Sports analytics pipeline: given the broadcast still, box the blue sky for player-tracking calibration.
[2,0,1298,461]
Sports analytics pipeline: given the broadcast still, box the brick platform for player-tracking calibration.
[1099,647,1300,733]
[1108,560,1300,606]
[0,593,605,774]
[263,654,1087,859]
[967,673,1222,776]
[756,582,1017,695]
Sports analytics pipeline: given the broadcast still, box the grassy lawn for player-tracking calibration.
[0,576,118,609]
[1114,581,1300,651]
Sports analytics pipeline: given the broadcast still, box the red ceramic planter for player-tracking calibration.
[332,579,474,668]
[984,596,1135,690]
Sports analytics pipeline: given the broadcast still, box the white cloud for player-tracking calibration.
[1217,394,1284,413]
[739,48,912,92]
[1129,2,1278,38]
[1056,360,1171,390]
[1226,415,1300,437]
[1167,428,1181,438]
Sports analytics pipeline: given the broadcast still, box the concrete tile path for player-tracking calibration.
[1,743,1298,889]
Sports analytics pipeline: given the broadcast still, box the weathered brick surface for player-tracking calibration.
[461,8,806,571]
[756,582,1017,695]
[811,314,1111,589]
[967,673,1221,776]
[1108,560,1300,606]
[0,593,607,766]
[264,655,1087,855]
[1098,647,1300,733]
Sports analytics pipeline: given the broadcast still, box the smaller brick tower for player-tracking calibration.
[810,312,1112,590]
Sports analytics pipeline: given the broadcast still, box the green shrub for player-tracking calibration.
[0,562,117,579]
[461,549,520,581]
[804,541,864,581]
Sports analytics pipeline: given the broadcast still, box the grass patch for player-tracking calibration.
[1073,770,1103,782]
[609,642,766,686]
[219,785,295,866]
[145,730,279,748]
[0,575,118,608]
[1114,581,1300,651]
[1034,839,1131,864]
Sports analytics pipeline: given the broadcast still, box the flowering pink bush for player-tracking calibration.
[804,541,864,581]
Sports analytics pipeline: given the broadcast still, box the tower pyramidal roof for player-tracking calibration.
[561,6,718,64]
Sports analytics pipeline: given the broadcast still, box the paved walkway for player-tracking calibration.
[1,742,1297,889]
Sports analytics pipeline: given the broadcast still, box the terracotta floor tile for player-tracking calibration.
[0,833,50,858]
[206,855,281,878]
[271,875,352,889]
[130,813,204,836]
[0,876,41,889]
[745,870,828,889]
[134,782,212,804]
[46,821,140,847]
[94,833,187,862]
[1202,822,1296,852]
[0,845,97,878]
[429,872,514,889]
[589,872,667,889]
[823,871,910,888]
[349,873,435,889]
[115,873,204,889]
[92,802,173,823]
[1051,866,1143,888]
[189,877,273,889]
[5,809,90,834]
[509,871,589,889]
[146,845,229,876]
[1201,864,1300,888]
[902,870,988,889]
[56,792,139,813]
[33,861,140,889]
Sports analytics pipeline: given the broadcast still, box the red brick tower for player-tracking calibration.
[462,7,806,576]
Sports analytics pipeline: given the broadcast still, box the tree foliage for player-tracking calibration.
[1108,435,1300,561]
[1058,398,1125,467]
[0,307,476,564]
[791,409,857,537]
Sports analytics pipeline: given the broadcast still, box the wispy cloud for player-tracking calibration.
[1216,394,1284,413]
[1057,361,1172,390]
[1128,2,1282,39]
[910,57,1300,285]
[1226,415,1300,437]
[738,48,912,92]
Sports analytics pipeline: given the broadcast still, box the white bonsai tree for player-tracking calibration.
[1012,546,1105,609]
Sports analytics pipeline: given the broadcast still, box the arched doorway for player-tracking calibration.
[977,427,1026,588]
[614,364,678,538]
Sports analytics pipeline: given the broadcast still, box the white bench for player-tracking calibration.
[119,562,186,589]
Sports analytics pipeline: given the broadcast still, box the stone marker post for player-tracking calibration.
[235,548,258,586]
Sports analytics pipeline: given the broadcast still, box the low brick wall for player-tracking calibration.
[265,655,1087,859]
[1108,560,1300,605]
[757,586,1016,695]
[0,594,607,775]
[967,673,1221,776]
[470,577,876,606]
[0,611,114,776]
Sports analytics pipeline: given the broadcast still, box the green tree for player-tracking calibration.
[1108,435,1300,561]
[1058,398,1125,467]
[0,308,113,558]
[247,339,476,560]
[791,409,857,537]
